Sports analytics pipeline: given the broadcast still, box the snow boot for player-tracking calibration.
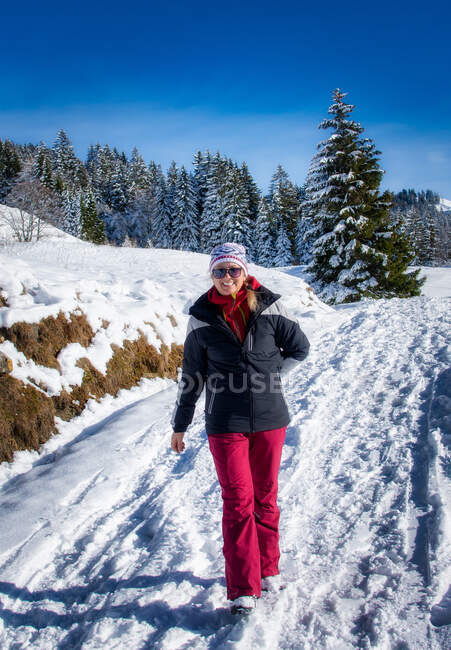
[261,574,283,592]
[230,595,257,615]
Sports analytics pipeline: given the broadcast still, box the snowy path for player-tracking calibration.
[0,296,450,649]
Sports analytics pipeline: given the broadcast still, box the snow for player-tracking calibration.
[416,267,451,299]
[0,232,450,647]
[437,198,451,212]
[0,203,80,245]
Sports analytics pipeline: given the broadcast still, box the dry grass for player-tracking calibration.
[0,311,94,369]
[53,334,184,420]
[0,375,56,463]
[0,290,7,307]
[0,311,184,461]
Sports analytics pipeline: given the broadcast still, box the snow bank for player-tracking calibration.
[0,203,79,244]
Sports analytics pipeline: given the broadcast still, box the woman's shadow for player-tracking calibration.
[0,571,238,649]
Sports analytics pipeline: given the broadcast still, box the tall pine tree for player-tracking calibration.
[254,197,275,266]
[81,190,105,244]
[172,166,199,251]
[305,89,423,303]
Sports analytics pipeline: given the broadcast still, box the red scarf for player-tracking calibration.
[208,275,260,342]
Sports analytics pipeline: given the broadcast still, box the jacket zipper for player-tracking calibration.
[207,377,217,414]
[247,328,254,431]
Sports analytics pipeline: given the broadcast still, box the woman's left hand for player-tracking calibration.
[171,432,186,453]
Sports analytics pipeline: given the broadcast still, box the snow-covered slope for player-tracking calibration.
[0,203,78,244]
[437,197,451,213]
[0,243,450,648]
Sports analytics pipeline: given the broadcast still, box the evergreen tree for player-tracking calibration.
[254,197,275,266]
[305,89,422,303]
[273,220,292,266]
[164,161,178,236]
[172,166,200,251]
[104,210,127,245]
[294,185,311,264]
[80,190,105,244]
[200,152,225,252]
[390,188,443,265]
[192,150,211,217]
[151,166,172,248]
[61,190,82,237]
[53,129,80,191]
[32,142,53,188]
[107,162,129,212]
[129,146,150,192]
[241,161,261,221]
[268,164,299,262]
[127,196,152,247]
[221,163,252,250]
[0,139,22,199]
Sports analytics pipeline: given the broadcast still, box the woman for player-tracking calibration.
[171,243,310,615]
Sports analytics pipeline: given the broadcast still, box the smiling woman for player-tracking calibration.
[171,242,310,614]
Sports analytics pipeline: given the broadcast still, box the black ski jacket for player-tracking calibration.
[171,284,310,435]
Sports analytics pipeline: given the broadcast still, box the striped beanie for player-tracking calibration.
[209,243,248,275]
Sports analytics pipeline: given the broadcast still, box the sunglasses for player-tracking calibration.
[212,267,242,279]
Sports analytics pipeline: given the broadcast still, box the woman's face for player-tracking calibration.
[212,263,246,296]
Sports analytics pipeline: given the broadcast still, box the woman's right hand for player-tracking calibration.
[171,432,185,453]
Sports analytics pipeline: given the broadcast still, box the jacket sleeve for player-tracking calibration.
[171,316,207,433]
[274,303,310,376]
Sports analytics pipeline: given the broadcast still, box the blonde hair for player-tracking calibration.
[246,282,258,311]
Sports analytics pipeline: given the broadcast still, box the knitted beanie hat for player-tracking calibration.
[209,243,248,275]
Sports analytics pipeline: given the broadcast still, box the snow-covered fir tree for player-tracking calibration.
[127,196,151,247]
[61,190,82,237]
[273,220,292,266]
[294,185,311,264]
[390,189,442,265]
[221,163,252,250]
[268,165,299,263]
[172,166,200,251]
[164,160,178,235]
[151,166,172,248]
[305,88,422,303]
[241,161,261,222]
[200,152,226,252]
[129,147,150,193]
[53,130,88,192]
[32,142,53,189]
[123,148,152,246]
[192,150,211,217]
[254,197,275,266]
[107,162,129,213]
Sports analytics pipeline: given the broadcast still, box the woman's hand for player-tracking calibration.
[171,432,185,453]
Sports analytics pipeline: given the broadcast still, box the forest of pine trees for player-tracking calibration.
[0,91,449,303]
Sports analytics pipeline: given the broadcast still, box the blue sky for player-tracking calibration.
[2,1,450,196]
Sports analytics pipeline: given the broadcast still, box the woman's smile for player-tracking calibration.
[212,265,245,295]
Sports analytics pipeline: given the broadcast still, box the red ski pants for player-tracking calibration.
[208,427,286,600]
